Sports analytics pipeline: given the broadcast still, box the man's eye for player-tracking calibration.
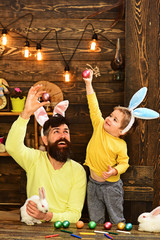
[53,131,59,134]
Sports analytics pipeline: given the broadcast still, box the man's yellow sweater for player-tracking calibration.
[5,116,87,223]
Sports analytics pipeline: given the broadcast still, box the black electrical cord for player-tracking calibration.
[55,23,96,67]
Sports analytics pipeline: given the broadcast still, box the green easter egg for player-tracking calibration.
[125,223,133,231]
[88,221,96,229]
[62,220,70,228]
[54,221,62,229]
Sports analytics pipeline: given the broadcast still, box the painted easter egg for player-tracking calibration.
[117,222,126,230]
[125,223,133,231]
[88,221,96,229]
[62,220,70,228]
[76,220,84,229]
[82,69,90,78]
[42,92,50,101]
[104,221,112,230]
[54,221,62,229]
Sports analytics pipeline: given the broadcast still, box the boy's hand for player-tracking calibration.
[102,165,118,179]
[83,70,94,95]
[83,69,93,84]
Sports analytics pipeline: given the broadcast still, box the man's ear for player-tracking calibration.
[42,135,48,146]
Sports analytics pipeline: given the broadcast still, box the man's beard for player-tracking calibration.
[47,138,72,163]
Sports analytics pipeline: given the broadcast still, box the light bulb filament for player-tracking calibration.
[2,34,7,46]
[37,49,42,60]
[90,39,96,51]
[24,46,29,58]
[65,71,70,82]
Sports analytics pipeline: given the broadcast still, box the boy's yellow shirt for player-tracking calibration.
[84,93,129,182]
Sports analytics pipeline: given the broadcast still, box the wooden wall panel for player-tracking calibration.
[0,0,125,218]
[0,0,159,222]
[125,0,160,207]
[0,0,124,19]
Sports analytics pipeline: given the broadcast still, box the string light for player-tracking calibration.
[0,16,120,80]
[1,29,7,46]
[36,43,42,61]
[56,23,100,82]
[23,40,30,58]
[90,33,98,51]
[35,28,56,61]
[64,65,70,82]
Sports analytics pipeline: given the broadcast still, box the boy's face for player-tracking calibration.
[103,110,125,137]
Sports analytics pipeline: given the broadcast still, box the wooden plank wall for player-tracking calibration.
[0,0,159,224]
[0,0,125,210]
[125,0,160,207]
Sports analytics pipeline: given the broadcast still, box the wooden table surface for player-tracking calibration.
[1,221,160,240]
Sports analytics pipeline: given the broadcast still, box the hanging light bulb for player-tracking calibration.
[90,33,98,51]
[23,40,30,58]
[36,43,42,60]
[111,38,124,71]
[1,29,8,46]
[64,65,70,82]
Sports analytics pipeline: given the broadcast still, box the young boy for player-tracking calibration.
[83,70,134,224]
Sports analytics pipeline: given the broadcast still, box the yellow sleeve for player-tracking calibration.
[5,116,36,171]
[87,92,103,128]
[114,141,129,174]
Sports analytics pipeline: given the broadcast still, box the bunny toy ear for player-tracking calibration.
[39,187,46,199]
[53,100,69,117]
[133,108,160,119]
[128,87,147,110]
[34,106,49,127]
[121,87,159,134]
[151,206,160,216]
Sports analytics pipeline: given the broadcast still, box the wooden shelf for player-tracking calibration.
[0,111,53,116]
[0,112,21,116]
[0,152,9,156]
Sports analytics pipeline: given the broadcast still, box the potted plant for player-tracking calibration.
[10,87,26,112]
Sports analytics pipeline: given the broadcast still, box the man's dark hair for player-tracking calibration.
[43,114,70,136]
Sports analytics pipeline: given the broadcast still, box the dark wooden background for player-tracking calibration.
[0,0,159,224]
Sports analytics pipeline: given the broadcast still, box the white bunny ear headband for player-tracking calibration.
[34,100,69,137]
[121,87,159,134]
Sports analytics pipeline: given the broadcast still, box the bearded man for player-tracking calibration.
[5,85,87,223]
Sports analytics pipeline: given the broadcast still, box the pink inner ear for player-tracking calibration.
[41,187,45,199]
[53,100,69,117]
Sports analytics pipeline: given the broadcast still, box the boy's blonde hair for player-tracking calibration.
[114,106,132,130]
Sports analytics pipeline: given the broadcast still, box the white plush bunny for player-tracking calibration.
[20,187,49,225]
[138,206,160,232]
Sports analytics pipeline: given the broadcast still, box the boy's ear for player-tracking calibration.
[42,135,48,146]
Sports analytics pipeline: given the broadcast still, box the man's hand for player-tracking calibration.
[102,165,118,179]
[26,200,53,222]
[21,85,50,119]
